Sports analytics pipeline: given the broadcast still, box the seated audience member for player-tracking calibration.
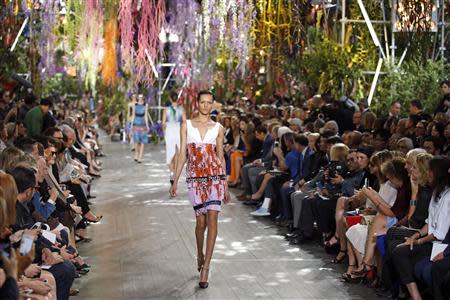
[392,156,450,300]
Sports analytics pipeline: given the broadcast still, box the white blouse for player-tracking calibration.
[427,187,450,241]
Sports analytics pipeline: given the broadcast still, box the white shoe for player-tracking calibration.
[250,207,270,216]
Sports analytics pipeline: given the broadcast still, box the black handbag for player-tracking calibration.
[385,226,419,256]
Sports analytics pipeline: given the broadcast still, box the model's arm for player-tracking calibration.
[170,121,187,196]
[216,125,230,203]
[144,104,149,129]
[216,125,226,171]
[161,108,167,130]
[181,108,187,122]
[130,104,135,124]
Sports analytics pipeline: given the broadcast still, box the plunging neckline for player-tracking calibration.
[190,120,216,142]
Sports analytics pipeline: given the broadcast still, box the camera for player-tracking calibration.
[274,141,279,147]
[325,160,347,181]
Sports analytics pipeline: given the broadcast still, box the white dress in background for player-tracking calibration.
[165,106,183,164]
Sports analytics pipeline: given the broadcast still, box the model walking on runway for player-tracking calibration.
[162,92,185,185]
[169,90,230,289]
[130,94,149,163]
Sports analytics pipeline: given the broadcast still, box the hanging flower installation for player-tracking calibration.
[76,0,103,92]
[63,0,84,52]
[118,0,134,73]
[102,0,119,87]
[135,0,165,86]
[167,0,255,89]
[38,0,59,80]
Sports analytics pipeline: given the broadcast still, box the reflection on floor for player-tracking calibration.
[74,140,378,299]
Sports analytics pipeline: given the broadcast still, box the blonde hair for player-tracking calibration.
[361,112,376,130]
[330,143,349,161]
[0,173,18,226]
[415,153,433,186]
[0,147,24,171]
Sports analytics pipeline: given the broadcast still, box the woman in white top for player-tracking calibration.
[161,92,185,184]
[392,156,450,300]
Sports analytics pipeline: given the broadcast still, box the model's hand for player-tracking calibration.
[224,186,231,204]
[169,183,177,197]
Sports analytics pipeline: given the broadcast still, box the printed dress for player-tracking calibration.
[186,120,226,216]
[165,106,183,164]
[132,103,148,144]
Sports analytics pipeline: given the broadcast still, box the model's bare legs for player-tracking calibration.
[200,210,219,284]
[195,214,207,270]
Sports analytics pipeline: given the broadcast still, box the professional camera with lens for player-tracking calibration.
[323,160,347,182]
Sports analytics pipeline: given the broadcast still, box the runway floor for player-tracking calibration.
[74,138,378,299]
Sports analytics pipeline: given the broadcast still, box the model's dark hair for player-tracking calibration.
[170,91,178,102]
[197,90,214,102]
[429,156,450,200]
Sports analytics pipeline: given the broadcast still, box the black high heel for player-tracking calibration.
[332,250,347,264]
[199,266,209,289]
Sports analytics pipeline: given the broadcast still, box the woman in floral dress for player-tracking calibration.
[170,90,230,289]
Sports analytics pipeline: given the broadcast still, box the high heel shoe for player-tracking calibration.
[349,263,374,282]
[199,266,209,289]
[332,250,347,264]
[197,257,204,272]
[83,215,103,223]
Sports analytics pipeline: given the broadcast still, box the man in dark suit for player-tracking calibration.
[238,125,274,201]
[278,134,313,223]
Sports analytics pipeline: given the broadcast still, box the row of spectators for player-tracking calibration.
[0,89,103,299]
[218,81,450,300]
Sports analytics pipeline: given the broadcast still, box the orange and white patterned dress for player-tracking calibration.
[186,120,226,216]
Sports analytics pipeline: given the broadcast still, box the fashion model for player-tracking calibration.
[162,91,185,184]
[169,90,230,288]
[130,94,149,163]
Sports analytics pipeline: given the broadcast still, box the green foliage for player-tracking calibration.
[102,90,127,119]
[372,60,449,115]
[0,41,28,80]
[41,74,81,98]
[299,37,365,98]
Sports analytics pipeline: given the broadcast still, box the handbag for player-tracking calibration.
[385,226,419,256]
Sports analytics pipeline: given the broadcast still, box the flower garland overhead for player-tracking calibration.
[118,0,135,73]
[38,0,59,80]
[135,0,165,86]
[101,0,119,87]
[76,0,103,91]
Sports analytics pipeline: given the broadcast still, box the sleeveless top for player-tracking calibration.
[166,106,183,123]
[133,104,146,129]
[186,120,221,145]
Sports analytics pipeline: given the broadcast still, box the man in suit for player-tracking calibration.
[277,134,313,223]
[238,125,274,201]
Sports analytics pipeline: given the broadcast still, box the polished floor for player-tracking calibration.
[74,139,378,299]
